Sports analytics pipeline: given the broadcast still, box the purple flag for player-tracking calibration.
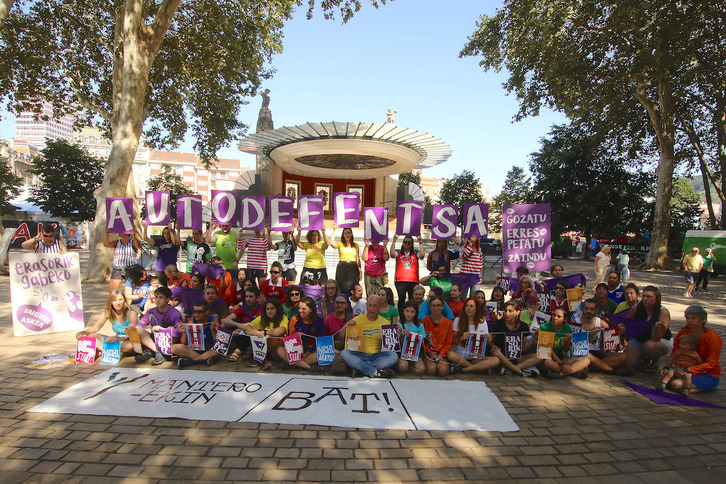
[269,196,294,231]
[240,196,266,230]
[502,203,551,273]
[432,205,458,239]
[601,312,654,340]
[623,381,726,409]
[440,272,481,291]
[543,273,587,291]
[334,192,360,228]
[364,207,388,242]
[462,203,489,238]
[171,286,204,315]
[192,263,226,281]
[381,324,401,352]
[299,195,324,231]
[396,201,423,236]
[106,198,134,234]
[177,194,202,230]
[145,191,170,226]
[210,190,238,224]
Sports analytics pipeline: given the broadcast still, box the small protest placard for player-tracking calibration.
[125,326,143,353]
[485,302,498,322]
[283,333,304,364]
[531,311,550,331]
[381,324,401,352]
[154,328,174,355]
[588,329,602,352]
[345,325,363,351]
[316,335,335,365]
[185,324,205,351]
[504,332,522,360]
[537,331,555,359]
[467,333,486,359]
[603,326,621,352]
[76,336,97,364]
[211,327,233,356]
[401,333,422,362]
[571,332,589,357]
[566,288,583,310]
[250,335,268,363]
[101,340,121,365]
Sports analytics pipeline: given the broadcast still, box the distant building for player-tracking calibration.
[15,103,79,151]
[0,139,39,186]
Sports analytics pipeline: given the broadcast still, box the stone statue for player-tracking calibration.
[386,107,397,124]
[256,89,273,133]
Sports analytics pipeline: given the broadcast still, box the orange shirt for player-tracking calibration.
[421,315,453,358]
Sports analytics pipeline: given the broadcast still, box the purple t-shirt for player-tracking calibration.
[140,305,184,337]
[154,237,179,272]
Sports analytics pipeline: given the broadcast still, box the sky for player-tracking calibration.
[0,0,566,194]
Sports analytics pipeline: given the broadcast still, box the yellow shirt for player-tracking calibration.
[249,315,289,332]
[615,300,637,314]
[302,241,326,269]
[353,313,387,353]
[338,243,359,262]
[683,253,703,272]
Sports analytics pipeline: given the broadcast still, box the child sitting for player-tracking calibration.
[657,333,703,395]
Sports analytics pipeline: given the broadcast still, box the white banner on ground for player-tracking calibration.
[28,369,518,432]
[9,252,84,337]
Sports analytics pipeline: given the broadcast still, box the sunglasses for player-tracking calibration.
[270,270,280,274]
[335,300,347,305]
[289,292,300,296]
[192,309,206,314]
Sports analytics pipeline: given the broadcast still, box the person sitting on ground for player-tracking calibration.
[235,297,289,371]
[283,286,304,319]
[22,223,67,254]
[175,300,224,368]
[165,264,191,288]
[396,301,426,376]
[142,275,162,314]
[578,298,632,375]
[549,282,569,314]
[282,296,326,372]
[549,264,564,278]
[123,264,151,315]
[447,297,499,374]
[418,286,454,320]
[657,333,702,394]
[340,295,398,378]
[169,273,205,315]
[603,271,625,305]
[319,279,342,318]
[623,285,673,371]
[202,284,230,320]
[223,287,263,362]
[202,256,233,305]
[520,294,543,327]
[135,286,182,365]
[446,282,465,319]
[76,289,135,356]
[615,283,639,313]
[511,275,538,305]
[523,307,590,379]
[420,263,454,299]
[260,261,288,303]
[661,305,721,395]
[226,268,250,309]
[488,300,538,377]
[594,282,618,316]
[421,295,453,377]
[326,294,351,348]
[377,287,399,326]
[411,284,426,311]
[349,283,367,317]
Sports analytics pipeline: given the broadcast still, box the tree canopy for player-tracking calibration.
[28,139,105,221]
[490,166,530,235]
[0,152,22,216]
[437,170,485,225]
[140,163,193,223]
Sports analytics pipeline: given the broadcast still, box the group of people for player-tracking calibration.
[69,222,721,397]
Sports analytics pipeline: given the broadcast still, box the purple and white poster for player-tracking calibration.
[154,328,174,355]
[504,332,522,360]
[381,324,401,352]
[10,252,84,337]
[462,203,489,238]
[334,192,361,228]
[431,205,458,239]
[250,335,268,363]
[106,197,134,234]
[240,196,266,230]
[177,194,203,230]
[364,207,389,242]
[298,195,324,231]
[210,190,238,225]
[211,327,233,356]
[145,191,170,226]
[396,201,423,236]
[269,197,294,232]
[502,203,551,273]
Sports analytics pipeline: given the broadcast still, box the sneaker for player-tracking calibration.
[310,364,327,374]
[526,366,540,377]
[499,367,511,376]
[151,353,166,366]
[177,358,194,368]
[261,359,273,371]
[575,368,589,379]
[681,388,690,398]
[135,349,154,363]
[545,370,562,379]
[655,382,666,392]
[521,369,534,377]
[206,356,216,367]
[684,291,690,297]
[375,368,395,379]
[351,368,360,378]
[450,365,463,375]
[248,359,260,367]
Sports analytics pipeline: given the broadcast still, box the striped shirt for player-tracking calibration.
[112,239,137,268]
[461,245,483,283]
[242,236,270,270]
[35,239,61,254]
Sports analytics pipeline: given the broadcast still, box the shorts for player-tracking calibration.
[628,337,674,353]
[247,268,268,280]
[110,267,124,280]
[692,373,720,391]
[301,267,328,285]
[282,268,297,282]
[685,270,695,283]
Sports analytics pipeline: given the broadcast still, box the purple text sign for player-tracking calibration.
[462,203,489,238]
[364,207,388,242]
[145,191,170,226]
[240,196,266,230]
[334,192,360,228]
[269,197,294,231]
[298,195,324,231]
[176,195,202,230]
[210,190,238,225]
[106,198,134,234]
[431,205,458,239]
[396,201,423,236]
[502,203,551,273]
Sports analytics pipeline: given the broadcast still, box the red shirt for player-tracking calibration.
[394,250,419,283]
[446,298,465,319]
[260,278,288,303]
[233,303,262,324]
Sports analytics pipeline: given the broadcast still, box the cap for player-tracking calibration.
[526,295,540,303]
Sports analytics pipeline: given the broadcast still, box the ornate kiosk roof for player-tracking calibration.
[239,122,451,179]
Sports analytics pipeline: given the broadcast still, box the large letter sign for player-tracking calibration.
[298,195,324,231]
[240,196,266,230]
[334,192,360,228]
[462,203,489,238]
[210,190,238,225]
[106,198,134,234]
[364,207,388,242]
[431,205,458,239]
[396,201,423,236]
[145,191,170,226]
[502,203,551,273]
[269,197,294,232]
[177,195,202,230]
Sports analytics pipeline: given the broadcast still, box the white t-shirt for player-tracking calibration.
[452,317,489,358]
[350,298,367,317]
[595,251,610,269]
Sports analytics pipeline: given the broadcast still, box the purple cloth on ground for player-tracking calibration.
[623,381,726,409]
[601,313,654,340]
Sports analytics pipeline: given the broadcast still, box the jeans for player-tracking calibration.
[341,350,398,377]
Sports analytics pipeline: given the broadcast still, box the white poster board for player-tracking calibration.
[10,252,84,337]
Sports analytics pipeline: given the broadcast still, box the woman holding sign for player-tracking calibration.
[421,295,453,377]
[390,235,426,314]
[328,226,361,296]
[104,228,141,293]
[143,224,179,273]
[460,236,484,296]
[282,296,326,372]
[76,289,135,355]
[239,298,289,371]
[297,228,329,285]
[448,297,499,374]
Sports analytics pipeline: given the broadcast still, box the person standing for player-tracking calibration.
[207,224,238,272]
[327,225,361,296]
[593,244,612,288]
[362,239,389,297]
[390,235,426,314]
[460,235,484,296]
[238,229,271,287]
[103,228,141,293]
[22,224,67,254]
[144,224,179,274]
[272,230,298,282]
[682,247,703,298]
[695,248,716,292]
[183,228,211,274]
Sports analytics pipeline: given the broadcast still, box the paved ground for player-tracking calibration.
[1,252,726,483]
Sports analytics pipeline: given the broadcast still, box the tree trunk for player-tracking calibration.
[0,0,14,30]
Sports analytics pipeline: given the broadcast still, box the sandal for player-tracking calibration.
[228,348,242,362]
